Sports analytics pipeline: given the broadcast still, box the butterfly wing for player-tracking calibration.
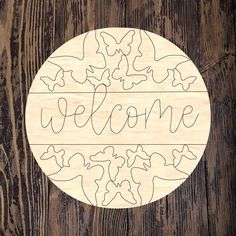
[172,68,197,91]
[119,30,135,55]
[133,30,155,72]
[40,69,64,91]
[113,55,147,90]
[150,153,188,180]
[123,76,147,90]
[102,181,117,206]
[100,32,118,56]
[109,156,125,181]
[48,31,105,84]
[152,56,189,83]
[87,69,111,88]
[112,55,128,80]
[120,180,137,204]
[49,153,86,181]
[181,76,197,91]
[84,31,106,66]
[131,167,153,204]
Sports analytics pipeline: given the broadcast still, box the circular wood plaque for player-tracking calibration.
[26,28,211,208]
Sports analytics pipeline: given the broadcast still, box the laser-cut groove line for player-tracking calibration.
[27,28,210,207]
[100,30,135,57]
[29,91,208,94]
[132,30,198,90]
[30,143,207,145]
[38,144,201,206]
[38,29,199,93]
[38,83,200,135]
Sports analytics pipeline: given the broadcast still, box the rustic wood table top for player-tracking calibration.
[0,0,235,235]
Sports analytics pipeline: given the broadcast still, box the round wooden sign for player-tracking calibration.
[25,28,211,208]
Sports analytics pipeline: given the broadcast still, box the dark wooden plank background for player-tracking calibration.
[0,0,235,235]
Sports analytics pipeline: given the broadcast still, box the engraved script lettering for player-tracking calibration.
[40,84,199,135]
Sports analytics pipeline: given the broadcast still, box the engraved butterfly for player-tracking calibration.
[102,180,137,206]
[48,30,106,84]
[100,30,135,56]
[172,68,197,91]
[134,30,190,84]
[40,145,65,168]
[172,145,197,167]
[126,145,151,168]
[112,55,149,90]
[40,68,65,92]
[87,68,111,88]
[90,146,125,181]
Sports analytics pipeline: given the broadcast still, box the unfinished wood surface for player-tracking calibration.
[25,28,210,208]
[0,0,235,235]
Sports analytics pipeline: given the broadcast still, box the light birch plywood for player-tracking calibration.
[25,28,211,208]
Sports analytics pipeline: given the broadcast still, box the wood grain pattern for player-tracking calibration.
[0,0,235,235]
